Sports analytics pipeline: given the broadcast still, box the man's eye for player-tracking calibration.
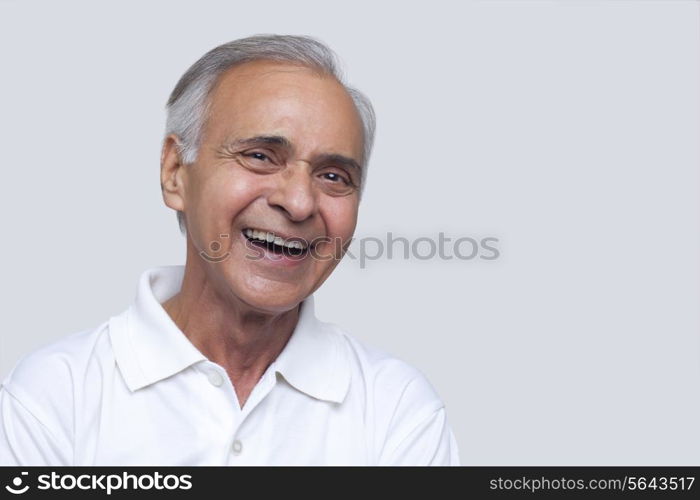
[246,152,270,162]
[322,172,348,184]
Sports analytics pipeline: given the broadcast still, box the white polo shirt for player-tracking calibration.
[0,266,460,466]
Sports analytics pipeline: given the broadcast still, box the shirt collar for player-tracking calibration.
[271,292,351,404]
[109,265,351,404]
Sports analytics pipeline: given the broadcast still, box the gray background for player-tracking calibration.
[1,0,698,465]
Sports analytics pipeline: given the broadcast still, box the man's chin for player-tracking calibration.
[229,278,309,315]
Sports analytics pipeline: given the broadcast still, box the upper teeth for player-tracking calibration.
[244,228,307,250]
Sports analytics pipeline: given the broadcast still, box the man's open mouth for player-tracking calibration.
[243,228,309,257]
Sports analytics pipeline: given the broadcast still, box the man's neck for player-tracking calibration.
[161,257,300,409]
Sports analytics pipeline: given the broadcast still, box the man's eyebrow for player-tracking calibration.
[222,135,293,150]
[315,153,362,173]
[221,136,362,172]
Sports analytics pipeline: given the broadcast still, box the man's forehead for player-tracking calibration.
[211,60,338,100]
[204,62,364,161]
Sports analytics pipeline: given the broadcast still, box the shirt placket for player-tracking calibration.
[197,360,278,464]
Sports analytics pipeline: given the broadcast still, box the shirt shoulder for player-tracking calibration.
[1,320,114,438]
[323,322,458,465]
[329,322,445,412]
[3,320,111,392]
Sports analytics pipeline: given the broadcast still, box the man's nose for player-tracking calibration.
[267,163,318,222]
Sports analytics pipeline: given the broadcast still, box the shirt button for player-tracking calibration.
[207,370,224,387]
[232,439,243,455]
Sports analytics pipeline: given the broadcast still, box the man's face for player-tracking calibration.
[166,61,364,313]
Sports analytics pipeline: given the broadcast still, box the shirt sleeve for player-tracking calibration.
[378,406,461,466]
[0,383,72,466]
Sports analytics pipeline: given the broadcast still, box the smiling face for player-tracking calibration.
[161,60,365,313]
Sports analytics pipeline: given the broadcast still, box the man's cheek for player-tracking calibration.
[308,237,337,262]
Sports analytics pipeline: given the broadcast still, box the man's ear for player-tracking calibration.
[160,134,187,212]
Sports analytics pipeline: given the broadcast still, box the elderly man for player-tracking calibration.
[0,35,460,466]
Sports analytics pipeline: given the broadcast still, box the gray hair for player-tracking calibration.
[164,34,376,234]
